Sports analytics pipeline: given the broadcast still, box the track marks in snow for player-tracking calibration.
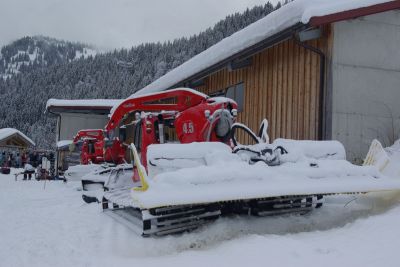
[106,193,400,258]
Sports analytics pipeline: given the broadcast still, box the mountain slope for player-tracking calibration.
[0,2,279,148]
[0,36,96,79]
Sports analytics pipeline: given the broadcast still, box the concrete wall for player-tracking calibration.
[58,113,109,141]
[331,10,400,162]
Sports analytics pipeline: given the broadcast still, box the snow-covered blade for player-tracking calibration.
[64,164,105,182]
[131,141,400,209]
[101,140,400,236]
[82,164,136,204]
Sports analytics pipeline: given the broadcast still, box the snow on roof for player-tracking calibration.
[132,0,393,97]
[46,99,123,111]
[0,128,35,146]
[56,140,73,149]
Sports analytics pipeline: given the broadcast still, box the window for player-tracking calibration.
[226,82,244,112]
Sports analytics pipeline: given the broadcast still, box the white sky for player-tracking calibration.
[0,0,278,50]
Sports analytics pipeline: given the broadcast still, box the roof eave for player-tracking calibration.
[167,22,308,90]
[310,0,400,27]
[46,106,113,115]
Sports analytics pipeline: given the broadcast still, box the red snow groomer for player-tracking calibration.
[72,129,125,165]
[92,88,400,237]
[105,88,237,169]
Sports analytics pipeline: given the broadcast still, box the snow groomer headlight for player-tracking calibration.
[231,109,238,118]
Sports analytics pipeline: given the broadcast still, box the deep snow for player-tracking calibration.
[1,170,400,267]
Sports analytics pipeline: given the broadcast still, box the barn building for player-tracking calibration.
[45,99,121,175]
[133,0,400,162]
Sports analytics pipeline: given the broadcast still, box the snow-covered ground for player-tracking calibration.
[1,170,400,267]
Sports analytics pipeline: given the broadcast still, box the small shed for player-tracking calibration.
[45,99,122,176]
[0,128,35,149]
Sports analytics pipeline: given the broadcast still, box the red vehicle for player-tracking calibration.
[105,88,238,170]
[72,129,125,165]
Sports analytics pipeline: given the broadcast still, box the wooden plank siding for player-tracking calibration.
[195,32,330,143]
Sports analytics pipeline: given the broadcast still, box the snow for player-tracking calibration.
[46,98,122,111]
[273,138,346,160]
[147,142,231,161]
[133,158,400,208]
[2,48,40,79]
[64,164,104,182]
[74,47,97,60]
[2,169,400,266]
[82,164,133,184]
[381,140,400,177]
[0,128,35,146]
[132,141,400,208]
[147,142,232,178]
[133,0,393,96]
[56,139,73,148]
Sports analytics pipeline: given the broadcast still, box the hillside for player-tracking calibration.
[0,36,96,79]
[0,2,279,148]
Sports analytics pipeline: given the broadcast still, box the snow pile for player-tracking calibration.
[364,139,400,178]
[132,141,400,208]
[383,139,400,178]
[133,0,392,96]
[273,139,346,160]
[147,142,231,177]
[0,128,35,146]
[386,139,400,156]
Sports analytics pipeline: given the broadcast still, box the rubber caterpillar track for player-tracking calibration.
[102,194,325,236]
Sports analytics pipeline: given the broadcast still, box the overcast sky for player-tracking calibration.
[0,0,278,50]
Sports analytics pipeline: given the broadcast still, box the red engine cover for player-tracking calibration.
[174,98,237,144]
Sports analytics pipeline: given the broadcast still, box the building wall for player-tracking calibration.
[195,29,330,144]
[331,10,400,161]
[58,113,109,141]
